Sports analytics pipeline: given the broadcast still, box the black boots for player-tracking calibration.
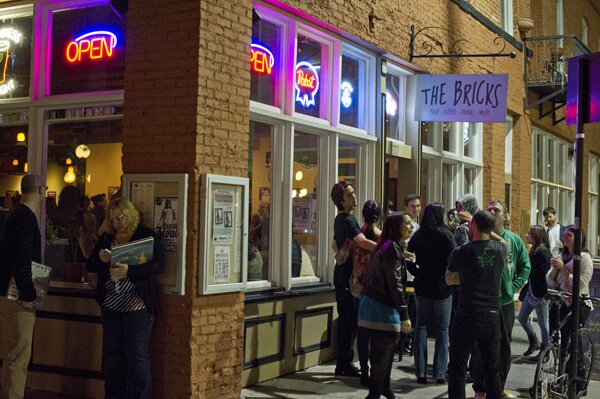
[523,336,540,356]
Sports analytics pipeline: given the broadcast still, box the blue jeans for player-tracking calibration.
[517,293,549,346]
[414,294,452,379]
[101,307,154,399]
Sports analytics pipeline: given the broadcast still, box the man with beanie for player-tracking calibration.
[454,194,479,246]
[0,174,46,399]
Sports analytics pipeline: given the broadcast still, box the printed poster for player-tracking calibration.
[213,189,234,243]
[154,197,178,252]
[213,246,230,283]
[130,182,154,228]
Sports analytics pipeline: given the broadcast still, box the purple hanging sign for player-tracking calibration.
[566,52,600,126]
[413,74,509,123]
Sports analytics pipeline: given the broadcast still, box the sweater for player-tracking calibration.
[499,229,531,305]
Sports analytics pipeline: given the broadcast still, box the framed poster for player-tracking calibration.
[122,174,188,295]
[199,174,249,294]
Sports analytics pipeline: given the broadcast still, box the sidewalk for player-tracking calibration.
[241,324,599,398]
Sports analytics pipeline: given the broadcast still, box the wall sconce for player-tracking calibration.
[298,188,308,198]
[64,166,76,183]
[75,144,91,159]
[24,162,28,173]
[16,132,25,142]
[86,174,91,183]
[292,189,297,198]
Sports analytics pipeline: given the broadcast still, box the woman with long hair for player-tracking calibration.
[406,203,456,384]
[355,200,382,386]
[517,225,551,358]
[358,212,413,399]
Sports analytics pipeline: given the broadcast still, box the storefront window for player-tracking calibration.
[420,122,434,147]
[463,122,477,158]
[50,5,126,95]
[340,54,363,128]
[338,140,358,184]
[292,131,318,276]
[295,35,324,118]
[0,122,29,224]
[248,121,272,281]
[0,13,32,99]
[250,17,280,107]
[44,119,122,281]
[386,74,403,140]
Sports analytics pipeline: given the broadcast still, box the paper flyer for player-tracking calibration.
[213,246,230,283]
[212,189,234,243]
[154,197,178,252]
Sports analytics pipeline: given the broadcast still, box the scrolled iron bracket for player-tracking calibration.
[409,25,516,62]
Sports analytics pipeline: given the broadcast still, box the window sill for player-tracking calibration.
[244,282,334,304]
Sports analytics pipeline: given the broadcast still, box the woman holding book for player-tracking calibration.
[87,198,164,399]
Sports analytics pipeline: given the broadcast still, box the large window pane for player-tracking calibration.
[340,54,363,128]
[248,121,272,281]
[50,5,126,95]
[295,35,323,118]
[292,131,318,277]
[465,123,478,158]
[250,17,280,106]
[44,119,122,281]
[0,14,32,99]
[442,122,451,152]
[536,134,544,179]
[385,74,403,140]
[0,121,29,229]
[338,140,357,184]
[420,122,434,147]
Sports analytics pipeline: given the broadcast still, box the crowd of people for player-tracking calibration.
[330,180,595,399]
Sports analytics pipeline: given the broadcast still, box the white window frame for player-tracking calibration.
[501,0,513,34]
[588,154,598,256]
[421,122,483,211]
[530,127,574,226]
[582,18,588,46]
[385,64,411,143]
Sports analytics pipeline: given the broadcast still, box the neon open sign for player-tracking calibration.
[250,43,274,75]
[66,30,118,63]
[0,27,22,96]
[295,61,319,107]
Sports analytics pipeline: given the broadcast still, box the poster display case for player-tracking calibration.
[122,173,188,295]
[199,174,249,295]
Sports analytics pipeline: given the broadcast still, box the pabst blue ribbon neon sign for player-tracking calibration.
[295,61,319,107]
[0,27,22,96]
[250,43,274,75]
[66,30,118,63]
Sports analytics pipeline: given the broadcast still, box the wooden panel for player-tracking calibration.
[243,314,285,368]
[293,307,332,356]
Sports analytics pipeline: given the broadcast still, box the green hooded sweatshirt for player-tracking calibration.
[499,229,531,305]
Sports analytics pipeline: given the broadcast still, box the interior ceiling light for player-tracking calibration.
[12,159,18,166]
[64,166,76,184]
[75,144,91,159]
[16,132,25,142]
[65,157,72,165]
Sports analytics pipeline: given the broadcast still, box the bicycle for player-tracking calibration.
[530,289,600,399]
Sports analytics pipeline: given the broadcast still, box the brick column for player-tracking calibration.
[122,1,252,397]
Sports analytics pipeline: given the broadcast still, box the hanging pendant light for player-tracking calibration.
[64,166,76,184]
[16,132,26,142]
[75,144,91,159]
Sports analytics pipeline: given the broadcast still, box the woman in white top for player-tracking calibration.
[545,225,593,359]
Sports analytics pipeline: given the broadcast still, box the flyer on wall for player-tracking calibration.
[130,182,155,228]
[214,246,230,283]
[212,189,234,243]
[154,197,178,252]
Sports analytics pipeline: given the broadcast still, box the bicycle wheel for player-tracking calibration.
[532,345,562,399]
[577,328,595,394]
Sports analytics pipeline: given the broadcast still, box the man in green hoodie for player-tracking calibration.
[471,200,530,399]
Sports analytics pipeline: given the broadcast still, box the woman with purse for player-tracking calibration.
[331,181,377,378]
[358,212,414,399]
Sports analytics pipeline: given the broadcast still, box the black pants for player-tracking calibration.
[335,288,358,370]
[364,328,400,399]
[470,301,514,392]
[357,326,370,374]
[448,308,502,399]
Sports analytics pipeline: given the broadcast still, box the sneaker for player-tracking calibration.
[523,340,541,356]
[502,389,518,399]
[335,364,361,377]
[473,393,486,399]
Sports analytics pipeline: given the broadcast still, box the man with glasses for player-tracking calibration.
[0,174,46,399]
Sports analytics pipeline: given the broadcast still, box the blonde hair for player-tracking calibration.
[99,197,140,235]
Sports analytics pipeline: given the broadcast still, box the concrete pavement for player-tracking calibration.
[241,322,599,398]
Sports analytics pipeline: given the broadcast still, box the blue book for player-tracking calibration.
[111,236,154,266]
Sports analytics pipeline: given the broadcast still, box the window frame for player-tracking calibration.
[501,0,513,35]
[588,154,598,256]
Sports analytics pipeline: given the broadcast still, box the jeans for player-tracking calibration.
[413,294,452,379]
[470,302,514,392]
[335,288,358,370]
[365,328,400,399]
[517,293,549,346]
[448,308,501,399]
[101,307,154,399]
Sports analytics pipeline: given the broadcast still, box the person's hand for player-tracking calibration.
[110,263,128,278]
[18,300,36,310]
[550,256,564,270]
[457,211,472,222]
[99,248,112,263]
[401,319,411,333]
[404,251,416,263]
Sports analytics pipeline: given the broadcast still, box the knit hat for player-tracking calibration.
[20,174,43,194]
[455,193,479,215]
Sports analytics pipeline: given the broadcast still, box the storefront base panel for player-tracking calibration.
[242,290,337,386]
[27,371,104,398]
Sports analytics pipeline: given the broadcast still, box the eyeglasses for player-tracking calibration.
[108,214,126,225]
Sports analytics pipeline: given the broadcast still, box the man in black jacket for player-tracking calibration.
[0,174,46,399]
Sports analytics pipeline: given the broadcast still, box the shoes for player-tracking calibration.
[523,339,541,356]
[335,364,361,377]
[417,376,428,384]
[436,378,446,384]
[473,392,486,399]
[360,374,370,387]
[382,389,396,399]
[502,389,518,399]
